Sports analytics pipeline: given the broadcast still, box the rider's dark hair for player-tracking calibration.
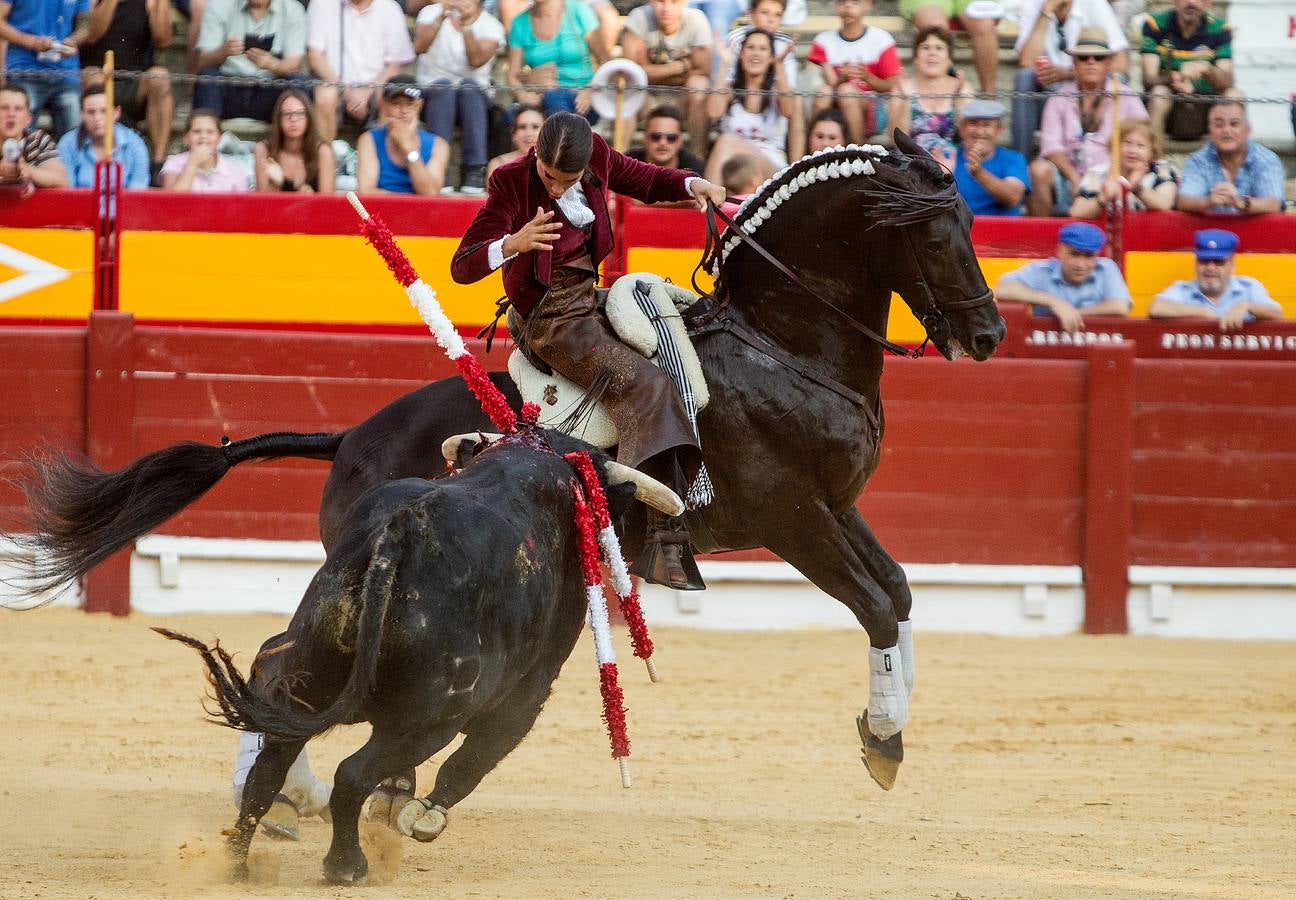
[536,111,593,174]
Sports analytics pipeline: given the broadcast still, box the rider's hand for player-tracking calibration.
[503,207,562,256]
[689,178,728,211]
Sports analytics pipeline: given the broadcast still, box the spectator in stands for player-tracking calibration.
[81,0,174,178]
[1012,0,1130,159]
[621,0,712,158]
[994,222,1131,333]
[902,0,998,96]
[193,0,306,124]
[160,107,249,190]
[357,77,449,195]
[951,99,1027,216]
[724,0,801,158]
[805,108,846,154]
[887,26,971,171]
[627,103,707,175]
[809,0,900,145]
[1149,229,1283,329]
[415,0,504,196]
[493,0,619,56]
[486,102,542,177]
[56,84,149,187]
[1141,0,1236,142]
[307,0,415,144]
[1027,28,1146,217]
[719,150,761,214]
[1176,99,1285,216]
[0,0,91,139]
[705,27,794,182]
[174,0,207,73]
[254,88,334,192]
[0,84,68,187]
[1070,119,1177,217]
[505,0,606,119]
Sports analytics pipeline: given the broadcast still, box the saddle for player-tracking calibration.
[508,273,710,449]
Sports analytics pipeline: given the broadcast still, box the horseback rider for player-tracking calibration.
[451,112,727,590]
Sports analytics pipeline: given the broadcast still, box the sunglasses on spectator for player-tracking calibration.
[1073,54,1107,62]
[281,109,308,120]
[647,132,681,144]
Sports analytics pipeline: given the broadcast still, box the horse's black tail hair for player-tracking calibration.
[3,431,345,603]
[153,505,409,742]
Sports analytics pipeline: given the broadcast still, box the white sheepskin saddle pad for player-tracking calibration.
[508,272,710,449]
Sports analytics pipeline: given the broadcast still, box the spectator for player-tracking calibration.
[626,103,706,175]
[0,0,92,138]
[356,77,449,195]
[724,0,800,158]
[160,108,249,191]
[705,27,794,183]
[415,0,503,196]
[1149,229,1283,329]
[56,84,149,187]
[496,0,619,55]
[1142,0,1236,142]
[193,0,306,124]
[809,0,900,145]
[81,0,174,177]
[1070,119,1177,217]
[254,88,334,192]
[505,0,606,119]
[486,103,542,177]
[175,0,207,73]
[719,149,760,214]
[902,0,997,95]
[307,0,415,144]
[1027,28,1146,217]
[0,84,68,187]
[886,26,971,170]
[621,0,712,157]
[951,99,1028,216]
[1176,99,1285,216]
[805,108,846,154]
[1012,0,1130,159]
[995,222,1131,333]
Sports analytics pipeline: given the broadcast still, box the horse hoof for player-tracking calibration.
[322,856,369,886]
[259,794,300,841]
[364,778,414,831]
[396,800,448,843]
[856,716,903,792]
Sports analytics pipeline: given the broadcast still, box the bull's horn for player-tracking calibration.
[441,432,504,464]
[603,461,685,517]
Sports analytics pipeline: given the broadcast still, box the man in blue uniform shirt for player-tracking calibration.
[1149,229,1283,330]
[994,222,1131,332]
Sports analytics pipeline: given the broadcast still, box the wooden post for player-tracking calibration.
[1082,341,1134,634]
[83,311,135,615]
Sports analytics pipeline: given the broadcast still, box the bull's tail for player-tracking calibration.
[3,431,345,601]
[153,507,409,742]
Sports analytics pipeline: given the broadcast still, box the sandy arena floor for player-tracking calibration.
[0,608,1292,899]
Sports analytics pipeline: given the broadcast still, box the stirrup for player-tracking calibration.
[631,533,706,591]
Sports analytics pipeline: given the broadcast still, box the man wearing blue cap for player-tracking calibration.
[1150,229,1283,329]
[994,221,1131,332]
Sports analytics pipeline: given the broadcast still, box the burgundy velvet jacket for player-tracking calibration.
[450,133,693,315]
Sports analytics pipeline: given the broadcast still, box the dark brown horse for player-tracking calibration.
[10,133,1004,789]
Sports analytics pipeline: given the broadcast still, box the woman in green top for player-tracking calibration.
[506,0,608,119]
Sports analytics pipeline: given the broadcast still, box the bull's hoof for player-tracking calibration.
[322,852,369,885]
[856,715,903,791]
[396,800,448,843]
[259,794,301,841]
[364,776,414,831]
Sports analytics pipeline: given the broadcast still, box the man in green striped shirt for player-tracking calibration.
[1140,0,1238,141]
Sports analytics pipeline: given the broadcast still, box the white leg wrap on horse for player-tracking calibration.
[230,732,264,807]
[229,732,331,818]
[867,646,909,741]
[897,620,915,699]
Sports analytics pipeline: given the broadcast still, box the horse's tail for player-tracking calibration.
[5,431,345,601]
[153,506,409,742]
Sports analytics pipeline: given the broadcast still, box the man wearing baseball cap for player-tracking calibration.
[1149,229,1283,330]
[952,98,1029,216]
[994,221,1131,333]
[357,76,450,196]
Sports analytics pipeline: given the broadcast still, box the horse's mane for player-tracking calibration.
[712,143,958,275]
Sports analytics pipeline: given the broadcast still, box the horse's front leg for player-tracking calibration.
[837,508,916,701]
[765,505,908,790]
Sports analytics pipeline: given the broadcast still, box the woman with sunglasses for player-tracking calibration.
[255,89,335,193]
[704,28,796,184]
[452,112,726,589]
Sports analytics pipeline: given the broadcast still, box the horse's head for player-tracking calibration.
[712,135,1005,361]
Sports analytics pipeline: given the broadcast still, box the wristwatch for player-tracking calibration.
[406,149,420,165]
[1240,195,1252,211]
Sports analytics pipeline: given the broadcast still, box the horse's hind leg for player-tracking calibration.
[227,737,305,879]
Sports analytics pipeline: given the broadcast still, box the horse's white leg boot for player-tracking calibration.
[230,733,332,819]
[866,646,909,741]
[896,620,915,699]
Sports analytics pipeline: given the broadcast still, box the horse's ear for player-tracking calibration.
[892,128,929,160]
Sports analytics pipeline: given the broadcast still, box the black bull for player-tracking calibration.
[11,137,1005,789]
[159,432,657,884]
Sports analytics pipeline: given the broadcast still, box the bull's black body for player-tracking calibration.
[161,433,638,882]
